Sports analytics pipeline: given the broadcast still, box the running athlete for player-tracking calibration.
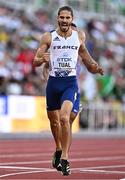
[33,6,104,176]
[40,23,80,174]
[32,23,80,169]
[42,57,80,172]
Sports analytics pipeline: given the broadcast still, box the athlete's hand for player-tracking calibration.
[96,65,104,75]
[42,53,50,63]
[82,58,104,75]
[34,52,50,66]
[87,62,104,75]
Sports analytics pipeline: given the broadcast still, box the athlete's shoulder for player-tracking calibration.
[50,29,56,33]
[42,31,52,39]
[40,32,52,47]
[78,30,85,40]
[77,29,86,44]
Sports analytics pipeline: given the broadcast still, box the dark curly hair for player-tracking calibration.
[58,6,73,17]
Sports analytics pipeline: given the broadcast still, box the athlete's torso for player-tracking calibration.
[49,30,80,77]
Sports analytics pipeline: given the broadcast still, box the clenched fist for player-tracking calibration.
[82,58,104,75]
[87,63,104,75]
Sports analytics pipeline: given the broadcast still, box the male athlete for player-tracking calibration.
[33,6,104,176]
[41,23,81,174]
[38,24,80,168]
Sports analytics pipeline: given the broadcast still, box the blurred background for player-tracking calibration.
[0,0,125,135]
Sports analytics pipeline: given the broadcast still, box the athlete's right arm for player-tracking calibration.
[33,32,51,67]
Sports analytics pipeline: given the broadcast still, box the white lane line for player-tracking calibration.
[0,166,125,178]
[80,169,125,174]
[1,164,125,172]
[72,165,125,172]
[0,165,52,171]
[72,165,125,171]
[0,156,125,165]
[0,169,55,178]
[0,157,125,178]
[83,164,125,170]
[75,166,125,175]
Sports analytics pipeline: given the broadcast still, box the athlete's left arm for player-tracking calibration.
[78,31,104,75]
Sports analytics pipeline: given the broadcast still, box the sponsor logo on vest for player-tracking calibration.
[57,58,72,62]
[53,36,60,41]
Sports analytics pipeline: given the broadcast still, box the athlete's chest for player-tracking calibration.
[51,37,79,50]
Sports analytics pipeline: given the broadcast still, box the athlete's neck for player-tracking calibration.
[56,28,72,39]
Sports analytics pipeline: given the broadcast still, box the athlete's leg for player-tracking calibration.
[68,92,80,151]
[60,100,73,160]
[47,110,61,151]
[69,112,77,151]
[46,76,62,151]
[47,110,62,171]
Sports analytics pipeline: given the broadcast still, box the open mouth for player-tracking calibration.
[59,23,69,32]
[61,23,68,27]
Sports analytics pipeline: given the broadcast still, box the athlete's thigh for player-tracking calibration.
[60,87,78,118]
[60,100,73,119]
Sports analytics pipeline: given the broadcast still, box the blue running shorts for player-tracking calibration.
[46,76,79,111]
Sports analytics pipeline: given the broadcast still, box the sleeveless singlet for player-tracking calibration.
[49,30,80,77]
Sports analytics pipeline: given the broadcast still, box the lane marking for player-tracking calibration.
[0,166,125,178]
[0,166,52,171]
[0,156,125,165]
[80,169,125,174]
[1,164,125,172]
[1,148,125,158]
[0,170,55,178]
[1,156,125,178]
[82,164,125,170]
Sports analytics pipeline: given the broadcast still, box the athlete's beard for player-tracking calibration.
[59,22,70,32]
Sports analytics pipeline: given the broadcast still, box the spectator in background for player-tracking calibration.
[0,4,125,105]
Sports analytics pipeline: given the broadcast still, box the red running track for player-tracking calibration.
[0,137,125,179]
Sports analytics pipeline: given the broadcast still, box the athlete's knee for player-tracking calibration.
[47,111,60,127]
[60,114,70,126]
[49,118,60,127]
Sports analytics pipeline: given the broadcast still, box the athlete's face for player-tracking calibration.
[57,10,73,32]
